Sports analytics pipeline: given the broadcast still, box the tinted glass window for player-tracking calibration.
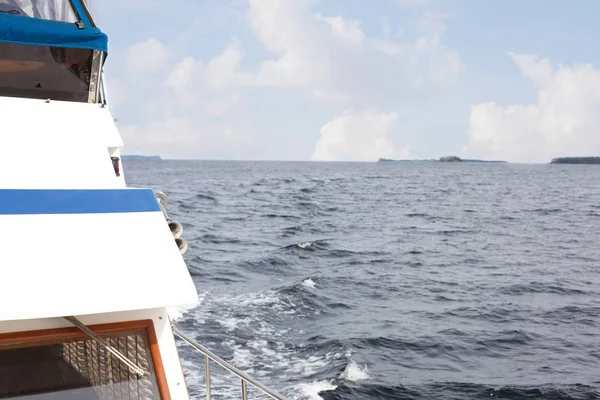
[0,329,162,399]
[0,43,93,102]
[0,0,78,23]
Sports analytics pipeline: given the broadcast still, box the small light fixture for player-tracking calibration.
[111,156,121,177]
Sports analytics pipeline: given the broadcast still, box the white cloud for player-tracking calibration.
[380,16,392,39]
[164,56,197,93]
[160,0,462,105]
[126,38,168,74]
[247,0,333,90]
[115,1,462,160]
[463,53,600,163]
[311,111,412,161]
[120,114,196,158]
[164,40,245,95]
[201,40,245,92]
[120,113,256,160]
[248,0,461,101]
[205,94,240,116]
[315,13,365,45]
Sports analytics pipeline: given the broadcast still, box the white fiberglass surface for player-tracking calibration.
[0,0,77,23]
[0,212,198,321]
[0,97,123,189]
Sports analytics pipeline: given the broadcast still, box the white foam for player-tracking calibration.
[287,354,330,376]
[179,358,204,388]
[238,291,282,307]
[291,380,337,400]
[340,360,369,382]
[248,339,279,358]
[298,242,313,249]
[232,347,253,369]
[302,278,316,289]
[217,317,246,331]
[167,292,206,321]
[178,288,348,397]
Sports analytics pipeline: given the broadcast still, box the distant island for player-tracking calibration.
[550,157,600,165]
[379,156,507,164]
[121,155,162,160]
[440,156,462,162]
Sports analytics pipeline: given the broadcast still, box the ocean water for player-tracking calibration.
[124,160,600,400]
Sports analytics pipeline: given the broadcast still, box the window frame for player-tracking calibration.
[0,319,171,400]
[0,43,104,104]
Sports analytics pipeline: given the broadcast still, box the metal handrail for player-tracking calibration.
[173,327,288,400]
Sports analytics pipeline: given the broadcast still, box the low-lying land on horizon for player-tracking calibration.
[120,155,600,164]
[550,157,600,164]
[380,156,600,164]
[378,156,507,164]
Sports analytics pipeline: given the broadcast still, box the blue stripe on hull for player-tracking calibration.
[0,189,161,215]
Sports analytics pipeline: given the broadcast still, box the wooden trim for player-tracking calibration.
[0,319,171,399]
[0,320,149,348]
[146,319,171,400]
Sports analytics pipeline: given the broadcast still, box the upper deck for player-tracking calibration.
[0,0,107,103]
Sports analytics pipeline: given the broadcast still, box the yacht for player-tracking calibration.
[0,1,285,399]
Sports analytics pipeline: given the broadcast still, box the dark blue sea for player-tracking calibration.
[124,160,600,400]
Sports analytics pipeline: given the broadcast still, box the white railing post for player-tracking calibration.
[205,355,211,400]
[241,380,248,400]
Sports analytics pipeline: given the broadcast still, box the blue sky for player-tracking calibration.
[93,0,600,162]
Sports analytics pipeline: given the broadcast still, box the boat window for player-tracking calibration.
[0,0,78,23]
[0,323,165,399]
[0,43,96,103]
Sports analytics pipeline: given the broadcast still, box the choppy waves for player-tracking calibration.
[125,160,600,399]
[174,283,362,400]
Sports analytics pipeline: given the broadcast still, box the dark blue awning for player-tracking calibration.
[0,0,107,53]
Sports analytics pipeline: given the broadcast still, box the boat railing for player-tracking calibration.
[100,72,108,105]
[173,327,288,400]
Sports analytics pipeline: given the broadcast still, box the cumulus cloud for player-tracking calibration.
[253,0,461,101]
[161,0,462,105]
[314,14,365,45]
[311,111,412,161]
[463,53,600,163]
[114,0,461,160]
[164,40,245,95]
[120,114,196,157]
[120,113,256,160]
[126,38,168,74]
[205,95,240,117]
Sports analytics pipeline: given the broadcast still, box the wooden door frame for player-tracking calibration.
[0,319,170,399]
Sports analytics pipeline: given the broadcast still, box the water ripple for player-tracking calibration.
[125,160,600,400]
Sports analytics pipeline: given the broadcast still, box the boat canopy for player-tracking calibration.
[0,0,107,53]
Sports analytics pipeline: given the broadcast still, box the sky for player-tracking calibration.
[92,0,600,163]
